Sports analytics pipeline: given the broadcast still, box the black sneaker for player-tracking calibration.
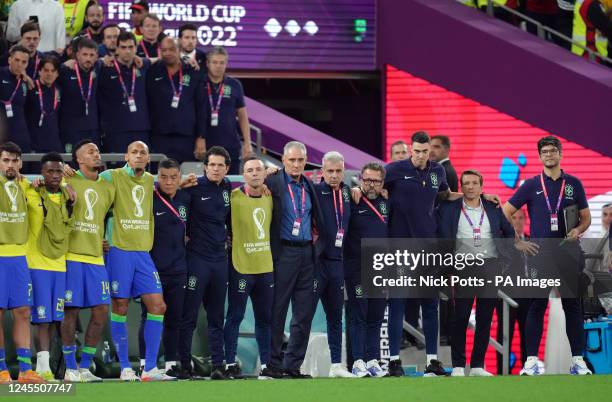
[424,359,450,377]
[283,369,312,379]
[210,366,228,380]
[165,366,180,378]
[388,359,404,377]
[225,364,244,380]
[177,366,193,380]
[259,366,283,379]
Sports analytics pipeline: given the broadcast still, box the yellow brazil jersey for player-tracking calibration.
[0,177,29,257]
[60,0,88,39]
[25,186,66,272]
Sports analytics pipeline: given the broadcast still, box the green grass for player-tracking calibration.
[10,375,612,402]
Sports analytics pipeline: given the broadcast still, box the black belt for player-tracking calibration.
[281,239,312,248]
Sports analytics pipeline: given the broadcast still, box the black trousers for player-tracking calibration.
[451,297,496,369]
[269,244,315,371]
[139,272,187,362]
[495,298,531,374]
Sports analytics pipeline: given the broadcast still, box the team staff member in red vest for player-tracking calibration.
[58,38,101,152]
[146,36,207,163]
[75,2,105,45]
[98,31,151,153]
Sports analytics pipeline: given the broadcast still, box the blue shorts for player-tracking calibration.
[30,269,66,323]
[107,247,162,299]
[65,261,110,308]
[0,256,32,309]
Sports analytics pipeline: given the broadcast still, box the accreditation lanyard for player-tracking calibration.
[287,182,306,237]
[540,173,565,232]
[31,55,39,80]
[140,41,159,58]
[361,196,387,224]
[75,65,93,116]
[154,188,185,228]
[113,60,137,112]
[207,80,224,126]
[461,204,486,247]
[332,188,345,247]
[167,65,183,108]
[3,77,22,118]
[36,80,59,127]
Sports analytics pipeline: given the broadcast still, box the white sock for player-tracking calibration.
[572,356,584,364]
[36,351,50,373]
[165,361,176,371]
[261,364,267,370]
[426,354,437,364]
[140,358,146,368]
[390,355,400,361]
[227,363,236,367]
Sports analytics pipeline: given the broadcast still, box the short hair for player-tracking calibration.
[283,141,307,156]
[603,203,612,209]
[0,142,22,157]
[85,1,102,15]
[204,146,231,166]
[411,131,430,144]
[322,151,344,165]
[158,158,180,171]
[178,23,197,38]
[206,46,228,61]
[431,135,451,150]
[102,24,121,37]
[41,152,64,166]
[361,162,386,179]
[20,22,41,37]
[460,169,484,186]
[117,31,136,47]
[77,37,98,51]
[390,140,407,149]
[38,55,60,72]
[537,136,562,154]
[143,13,161,24]
[242,155,264,172]
[8,44,29,57]
[71,138,96,164]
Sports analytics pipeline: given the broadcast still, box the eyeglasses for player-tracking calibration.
[362,179,383,185]
[540,149,559,155]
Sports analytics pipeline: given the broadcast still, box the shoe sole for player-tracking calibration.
[257,376,273,380]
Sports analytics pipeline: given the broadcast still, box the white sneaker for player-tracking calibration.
[351,360,369,378]
[141,367,176,382]
[78,368,103,383]
[120,368,141,382]
[469,368,494,377]
[366,360,388,378]
[329,363,357,378]
[451,367,465,377]
[520,357,543,376]
[569,357,592,375]
[64,369,81,382]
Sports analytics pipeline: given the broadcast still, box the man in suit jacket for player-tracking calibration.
[431,135,458,192]
[437,169,514,376]
[264,141,326,378]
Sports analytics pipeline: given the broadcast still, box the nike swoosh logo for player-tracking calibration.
[358,210,368,214]
[155,76,164,81]
[70,76,77,80]
[536,190,544,195]
[1,80,9,84]
[110,75,118,79]
[201,197,211,201]
[155,212,166,216]
[321,191,331,195]
[404,176,414,179]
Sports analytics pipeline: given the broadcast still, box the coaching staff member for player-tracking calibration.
[265,141,326,379]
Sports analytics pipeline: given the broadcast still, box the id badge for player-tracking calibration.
[5,102,13,118]
[550,214,559,232]
[211,111,219,126]
[38,113,44,127]
[291,219,301,237]
[473,228,482,247]
[171,95,180,109]
[128,96,137,112]
[335,229,344,248]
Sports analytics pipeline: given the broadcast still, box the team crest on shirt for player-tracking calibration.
[223,190,230,206]
[355,285,364,298]
[111,281,119,293]
[313,279,318,292]
[37,306,46,319]
[182,74,191,86]
[430,173,438,187]
[21,83,27,96]
[135,70,142,78]
[65,290,73,303]
[564,184,574,198]
[223,86,232,97]
[178,205,187,220]
[379,202,387,215]
[238,279,247,293]
[342,188,350,202]
[188,275,197,290]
